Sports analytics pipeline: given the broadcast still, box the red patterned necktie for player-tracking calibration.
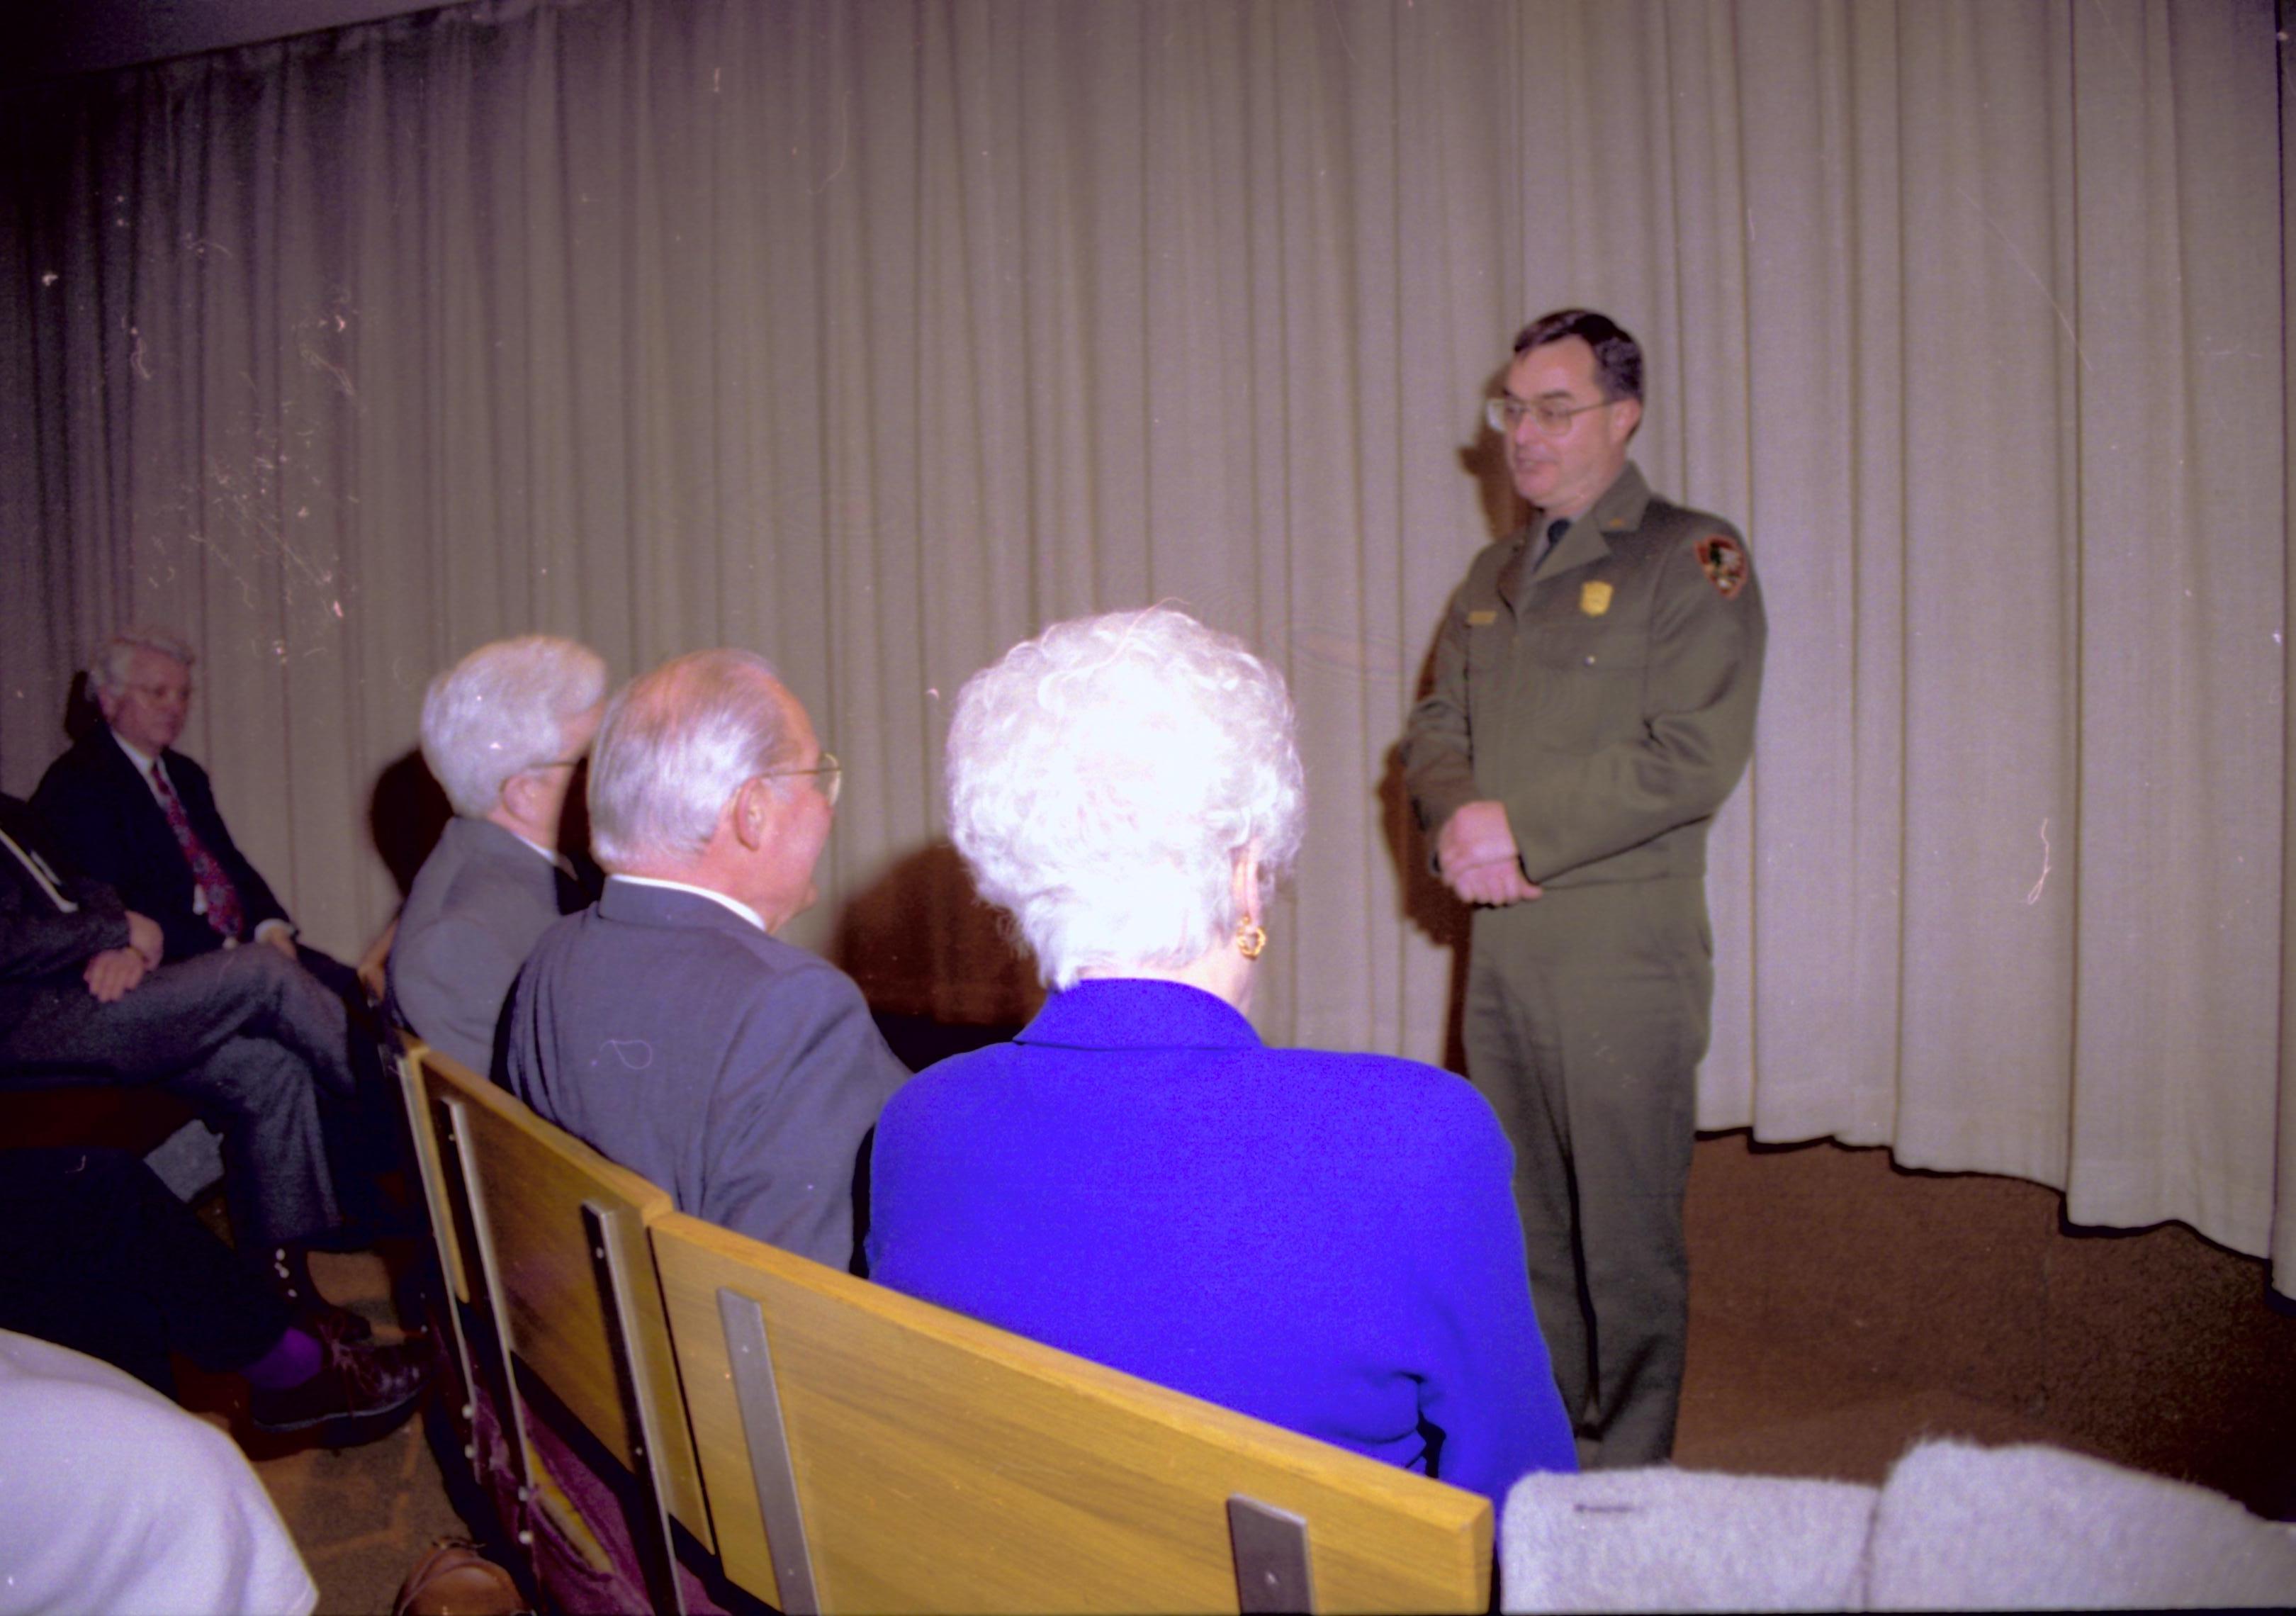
[150,761,245,941]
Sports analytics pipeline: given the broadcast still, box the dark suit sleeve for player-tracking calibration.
[34,744,288,958]
[705,964,908,1270]
[28,754,112,885]
[0,865,128,982]
[390,909,528,1079]
[33,746,206,961]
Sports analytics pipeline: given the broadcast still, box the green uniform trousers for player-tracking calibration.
[1463,875,1711,1469]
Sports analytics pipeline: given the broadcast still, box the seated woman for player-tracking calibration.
[867,605,1575,1513]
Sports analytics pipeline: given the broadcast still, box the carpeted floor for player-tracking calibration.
[175,1246,468,1614]
[235,1130,2296,1612]
[1676,1133,2296,1519]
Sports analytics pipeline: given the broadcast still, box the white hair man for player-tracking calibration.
[500,649,908,1271]
[34,629,331,981]
[388,636,610,1076]
[26,627,401,1309]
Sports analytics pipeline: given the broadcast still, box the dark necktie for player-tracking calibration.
[150,761,245,940]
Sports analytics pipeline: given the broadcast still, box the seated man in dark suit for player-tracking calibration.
[0,790,361,1318]
[502,649,908,1272]
[388,636,607,1075]
[32,627,354,997]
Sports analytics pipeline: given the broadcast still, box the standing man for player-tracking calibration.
[1401,309,1765,1468]
[502,650,908,1273]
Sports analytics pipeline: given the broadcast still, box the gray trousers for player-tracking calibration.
[0,946,349,1249]
[1464,875,1711,1469]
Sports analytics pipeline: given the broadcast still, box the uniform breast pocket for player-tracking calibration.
[1461,609,1508,727]
[1522,620,1653,751]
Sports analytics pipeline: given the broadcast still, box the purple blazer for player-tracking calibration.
[867,978,1575,1513]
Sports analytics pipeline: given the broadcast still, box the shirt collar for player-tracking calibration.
[109,729,162,778]
[1544,459,1652,539]
[509,829,563,868]
[606,873,765,932]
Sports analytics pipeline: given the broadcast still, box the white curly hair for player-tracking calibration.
[420,636,608,819]
[945,605,1305,989]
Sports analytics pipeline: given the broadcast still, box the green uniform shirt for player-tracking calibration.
[1402,461,1766,888]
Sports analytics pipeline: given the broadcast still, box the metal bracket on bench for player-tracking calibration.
[717,1286,819,1615]
[395,1055,480,1435]
[1228,1495,1315,1614]
[435,1094,532,1505]
[585,1200,687,1616]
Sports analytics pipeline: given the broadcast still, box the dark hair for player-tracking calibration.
[1511,308,1643,404]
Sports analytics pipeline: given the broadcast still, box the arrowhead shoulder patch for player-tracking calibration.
[1694,533,1750,600]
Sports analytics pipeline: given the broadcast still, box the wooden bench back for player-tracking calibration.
[415,1047,713,1550]
[391,1037,471,1303]
[651,1210,1490,1615]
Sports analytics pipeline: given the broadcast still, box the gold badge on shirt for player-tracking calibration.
[1580,580,1614,617]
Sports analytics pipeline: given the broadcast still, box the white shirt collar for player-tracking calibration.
[109,729,162,779]
[607,873,765,933]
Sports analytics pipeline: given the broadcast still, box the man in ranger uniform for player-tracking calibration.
[1401,309,1766,1468]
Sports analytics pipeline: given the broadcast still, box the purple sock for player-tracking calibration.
[240,1325,325,1390]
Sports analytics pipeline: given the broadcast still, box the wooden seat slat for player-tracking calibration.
[416,1048,714,1553]
[653,1208,1490,1615]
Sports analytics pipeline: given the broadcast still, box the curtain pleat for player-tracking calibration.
[1,0,2287,1291]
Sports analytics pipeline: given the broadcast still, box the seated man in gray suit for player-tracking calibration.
[502,649,908,1272]
[388,636,608,1075]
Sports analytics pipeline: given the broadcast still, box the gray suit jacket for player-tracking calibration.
[502,877,908,1272]
[388,817,583,1077]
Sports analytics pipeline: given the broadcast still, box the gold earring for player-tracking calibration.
[1235,919,1268,960]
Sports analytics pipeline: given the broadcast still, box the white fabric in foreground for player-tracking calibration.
[1502,1466,1876,1612]
[0,1329,317,1616]
[1504,1438,2296,1612]
[1864,1439,2296,1611]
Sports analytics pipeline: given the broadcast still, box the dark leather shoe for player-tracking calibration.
[250,1331,431,1443]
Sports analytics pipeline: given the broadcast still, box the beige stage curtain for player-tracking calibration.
[1,0,2288,1291]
